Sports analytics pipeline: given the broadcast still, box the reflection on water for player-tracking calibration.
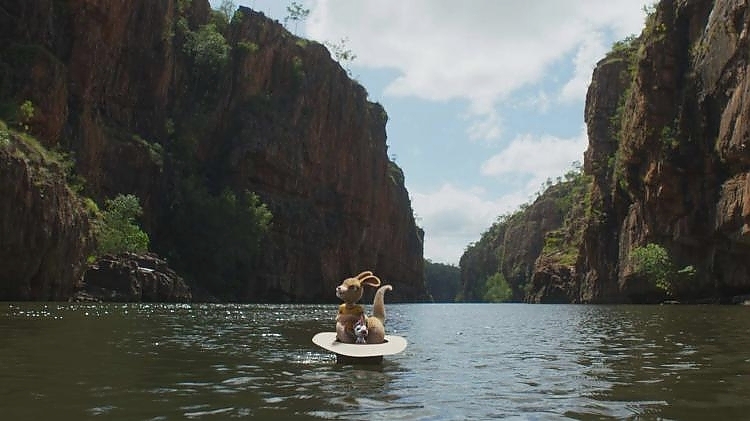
[567,306,750,420]
[1,303,750,420]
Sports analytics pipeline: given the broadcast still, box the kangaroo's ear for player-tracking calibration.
[360,274,381,288]
[355,271,374,280]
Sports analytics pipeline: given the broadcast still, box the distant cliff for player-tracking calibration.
[0,0,426,302]
[460,0,750,304]
[459,170,587,303]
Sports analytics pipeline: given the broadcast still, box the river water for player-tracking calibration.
[1,303,750,420]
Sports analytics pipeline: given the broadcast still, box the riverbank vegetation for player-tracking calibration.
[93,194,150,256]
[630,243,695,297]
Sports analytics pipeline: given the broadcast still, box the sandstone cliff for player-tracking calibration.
[459,173,586,303]
[0,0,425,302]
[580,0,745,303]
[461,0,750,304]
[0,123,92,300]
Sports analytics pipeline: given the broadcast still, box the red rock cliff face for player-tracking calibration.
[0,127,92,300]
[581,0,750,302]
[0,0,425,302]
[459,179,581,303]
[462,0,750,304]
[220,10,425,301]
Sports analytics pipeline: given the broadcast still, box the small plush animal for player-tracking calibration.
[353,316,368,344]
[335,270,392,344]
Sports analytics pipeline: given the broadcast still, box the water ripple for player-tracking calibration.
[4,303,750,419]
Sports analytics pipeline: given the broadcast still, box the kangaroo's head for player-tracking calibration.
[335,271,381,304]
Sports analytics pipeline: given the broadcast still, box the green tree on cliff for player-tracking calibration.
[95,194,150,256]
[18,100,35,132]
[325,37,357,76]
[284,2,310,35]
[183,23,230,75]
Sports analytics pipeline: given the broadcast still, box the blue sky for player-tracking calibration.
[210,0,649,265]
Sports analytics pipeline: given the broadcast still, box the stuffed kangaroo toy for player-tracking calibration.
[335,271,392,344]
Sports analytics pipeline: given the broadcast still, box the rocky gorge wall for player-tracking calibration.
[0,0,426,302]
[459,177,585,303]
[579,0,750,303]
[0,125,92,300]
[461,0,750,304]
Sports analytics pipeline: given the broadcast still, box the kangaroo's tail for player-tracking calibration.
[372,284,392,323]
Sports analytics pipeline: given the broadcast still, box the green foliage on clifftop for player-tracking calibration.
[183,23,230,75]
[606,34,642,194]
[540,165,591,266]
[0,119,78,187]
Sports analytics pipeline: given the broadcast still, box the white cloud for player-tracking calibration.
[465,110,503,142]
[411,184,527,265]
[522,90,552,113]
[307,0,647,118]
[558,32,608,103]
[236,0,649,264]
[481,128,588,193]
[407,127,589,263]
